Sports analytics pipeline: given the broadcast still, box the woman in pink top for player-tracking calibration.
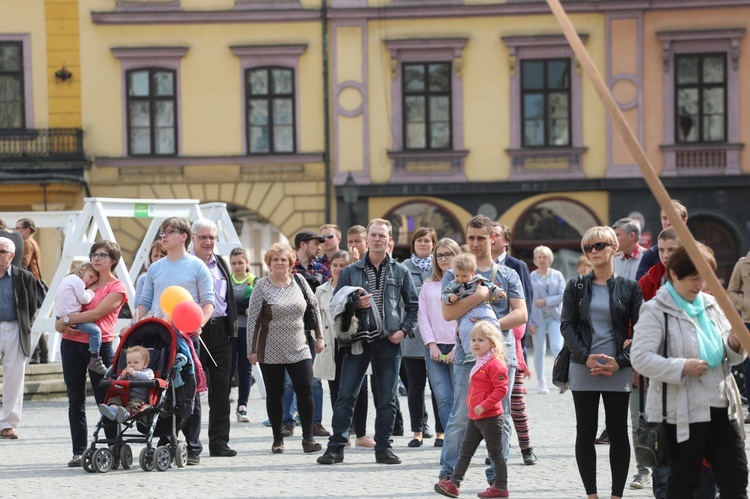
[419,238,461,446]
[54,240,128,468]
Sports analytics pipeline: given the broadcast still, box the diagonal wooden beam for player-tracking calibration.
[545,0,750,352]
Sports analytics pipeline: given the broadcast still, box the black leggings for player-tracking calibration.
[402,357,443,433]
[572,390,631,497]
[260,360,315,441]
[328,346,369,438]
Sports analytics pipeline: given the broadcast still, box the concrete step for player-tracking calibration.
[0,361,92,401]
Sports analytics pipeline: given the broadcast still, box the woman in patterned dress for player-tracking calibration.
[247,242,324,454]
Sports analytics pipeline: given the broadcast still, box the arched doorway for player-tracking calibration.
[512,198,601,279]
[383,200,465,261]
[226,203,288,277]
[687,215,741,287]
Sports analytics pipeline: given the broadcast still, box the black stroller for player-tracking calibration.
[81,318,196,473]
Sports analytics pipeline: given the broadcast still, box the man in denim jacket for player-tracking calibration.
[317,218,418,466]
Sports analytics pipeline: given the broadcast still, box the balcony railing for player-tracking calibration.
[0,128,85,162]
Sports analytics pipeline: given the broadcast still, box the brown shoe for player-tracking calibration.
[281,422,294,437]
[313,423,331,437]
[0,428,18,439]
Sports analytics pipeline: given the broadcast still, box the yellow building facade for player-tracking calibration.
[2,0,750,279]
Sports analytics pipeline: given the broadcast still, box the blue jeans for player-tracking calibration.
[60,339,114,456]
[283,339,324,424]
[230,327,253,408]
[56,317,101,354]
[425,344,454,438]
[328,338,401,451]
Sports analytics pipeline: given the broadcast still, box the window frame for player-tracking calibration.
[502,35,586,180]
[658,29,744,175]
[112,47,187,157]
[125,67,178,157]
[401,61,453,151]
[673,52,727,144]
[0,35,33,130]
[245,66,297,155]
[520,57,572,148]
[231,44,306,156]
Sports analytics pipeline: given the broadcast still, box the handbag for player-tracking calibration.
[552,345,571,392]
[293,273,318,332]
[634,312,669,468]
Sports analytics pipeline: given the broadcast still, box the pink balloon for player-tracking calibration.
[172,300,203,333]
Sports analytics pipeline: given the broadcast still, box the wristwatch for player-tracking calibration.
[63,315,70,325]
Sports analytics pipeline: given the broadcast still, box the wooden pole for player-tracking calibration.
[545,0,750,352]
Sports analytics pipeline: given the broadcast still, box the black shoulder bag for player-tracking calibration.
[553,275,583,393]
[634,312,669,468]
[293,273,318,332]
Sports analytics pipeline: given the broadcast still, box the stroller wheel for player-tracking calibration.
[139,447,155,472]
[109,445,120,471]
[92,448,114,473]
[120,445,133,470]
[154,446,171,472]
[82,448,96,473]
[174,443,188,468]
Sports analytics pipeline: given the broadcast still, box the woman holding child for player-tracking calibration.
[56,240,128,468]
[561,226,642,499]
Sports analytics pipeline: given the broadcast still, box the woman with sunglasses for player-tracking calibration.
[55,240,128,468]
[419,238,461,448]
[561,226,643,499]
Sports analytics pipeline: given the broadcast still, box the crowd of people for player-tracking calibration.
[1,201,748,498]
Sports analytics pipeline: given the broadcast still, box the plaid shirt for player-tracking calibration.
[292,257,331,288]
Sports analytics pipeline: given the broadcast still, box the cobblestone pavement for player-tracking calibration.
[2,353,745,498]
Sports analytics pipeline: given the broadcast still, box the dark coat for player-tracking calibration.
[560,272,642,369]
[10,264,39,357]
[214,254,238,339]
[503,254,533,319]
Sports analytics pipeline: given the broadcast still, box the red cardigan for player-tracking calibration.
[466,357,509,420]
[638,262,665,302]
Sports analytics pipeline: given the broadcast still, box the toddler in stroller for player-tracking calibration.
[82,318,196,473]
[99,346,154,423]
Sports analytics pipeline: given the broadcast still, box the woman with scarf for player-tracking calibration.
[631,243,747,498]
[401,227,443,447]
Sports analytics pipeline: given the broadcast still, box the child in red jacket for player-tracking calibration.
[435,321,510,498]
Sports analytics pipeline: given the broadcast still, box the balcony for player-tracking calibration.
[0,129,85,163]
[660,143,743,176]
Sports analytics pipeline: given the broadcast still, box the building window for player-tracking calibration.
[521,59,570,147]
[675,53,726,143]
[0,42,24,129]
[126,68,177,156]
[246,67,295,154]
[402,62,452,150]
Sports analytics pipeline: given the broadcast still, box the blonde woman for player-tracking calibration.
[528,245,565,394]
[561,226,642,499]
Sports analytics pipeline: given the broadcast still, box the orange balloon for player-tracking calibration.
[160,285,192,316]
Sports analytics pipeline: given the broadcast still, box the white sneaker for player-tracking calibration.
[236,406,250,423]
[538,379,549,394]
[630,473,651,489]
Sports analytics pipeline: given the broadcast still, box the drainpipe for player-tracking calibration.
[322,0,332,223]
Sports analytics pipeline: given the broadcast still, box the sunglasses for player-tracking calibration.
[89,252,111,260]
[323,234,337,240]
[583,242,611,253]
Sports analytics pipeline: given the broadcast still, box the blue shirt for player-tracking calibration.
[138,254,215,315]
[0,266,17,322]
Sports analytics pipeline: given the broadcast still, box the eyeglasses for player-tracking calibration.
[323,234,336,240]
[196,235,216,242]
[583,242,612,253]
[0,249,11,255]
[436,252,455,260]
[158,229,182,237]
[89,252,111,260]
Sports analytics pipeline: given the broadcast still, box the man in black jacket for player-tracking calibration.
[0,237,38,439]
[191,219,238,458]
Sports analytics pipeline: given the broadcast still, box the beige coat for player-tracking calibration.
[313,281,337,380]
[727,250,750,322]
[631,286,746,443]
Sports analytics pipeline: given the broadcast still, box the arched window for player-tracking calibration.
[383,201,464,261]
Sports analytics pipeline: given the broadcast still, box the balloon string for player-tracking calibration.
[199,336,218,367]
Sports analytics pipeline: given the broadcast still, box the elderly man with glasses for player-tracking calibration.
[0,237,38,439]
